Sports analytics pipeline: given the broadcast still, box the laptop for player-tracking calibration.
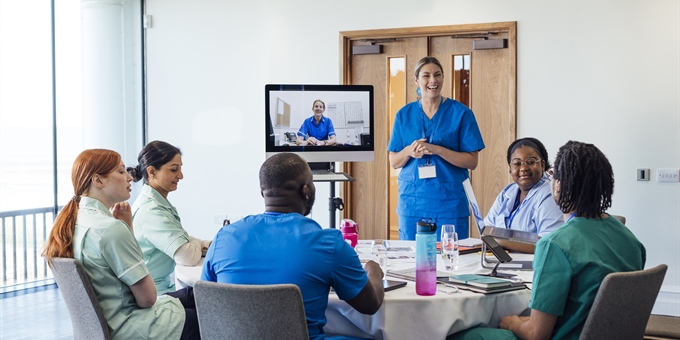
[463,178,534,270]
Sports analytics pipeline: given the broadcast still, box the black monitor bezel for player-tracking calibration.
[264,84,375,160]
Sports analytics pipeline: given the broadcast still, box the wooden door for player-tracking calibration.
[340,23,516,240]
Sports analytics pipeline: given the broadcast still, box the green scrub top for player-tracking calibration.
[530,215,646,339]
[132,184,190,294]
[73,197,185,340]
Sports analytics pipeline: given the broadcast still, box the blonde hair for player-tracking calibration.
[311,99,325,110]
[414,56,444,78]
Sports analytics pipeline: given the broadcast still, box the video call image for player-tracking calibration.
[268,90,371,147]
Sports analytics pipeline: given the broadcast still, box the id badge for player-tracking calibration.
[418,164,437,179]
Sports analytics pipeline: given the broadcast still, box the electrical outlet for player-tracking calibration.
[637,168,650,181]
[657,169,680,183]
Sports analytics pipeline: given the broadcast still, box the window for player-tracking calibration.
[0,0,82,289]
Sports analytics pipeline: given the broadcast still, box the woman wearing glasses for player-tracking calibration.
[483,137,563,237]
[452,141,646,340]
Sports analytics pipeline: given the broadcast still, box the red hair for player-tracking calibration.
[43,149,122,263]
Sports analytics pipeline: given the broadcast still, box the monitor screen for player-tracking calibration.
[265,84,374,164]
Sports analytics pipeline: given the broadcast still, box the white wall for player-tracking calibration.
[144,0,679,315]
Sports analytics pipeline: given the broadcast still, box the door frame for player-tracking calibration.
[339,22,517,239]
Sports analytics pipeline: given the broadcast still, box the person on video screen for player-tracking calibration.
[296,99,337,146]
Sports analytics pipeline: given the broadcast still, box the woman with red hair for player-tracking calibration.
[43,149,199,340]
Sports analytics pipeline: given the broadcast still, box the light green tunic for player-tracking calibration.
[131,184,190,294]
[73,197,185,340]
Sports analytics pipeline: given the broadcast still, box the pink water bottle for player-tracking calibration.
[340,219,359,248]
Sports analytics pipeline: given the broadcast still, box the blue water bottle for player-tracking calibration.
[416,220,437,296]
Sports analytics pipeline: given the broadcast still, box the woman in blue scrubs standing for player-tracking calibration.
[387,56,485,240]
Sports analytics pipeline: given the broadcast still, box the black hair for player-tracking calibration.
[126,140,182,184]
[553,140,614,218]
[259,153,310,193]
[507,137,551,171]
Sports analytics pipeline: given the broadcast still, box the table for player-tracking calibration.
[174,245,533,340]
[323,250,532,340]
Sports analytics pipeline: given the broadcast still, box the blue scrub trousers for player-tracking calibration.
[398,215,469,241]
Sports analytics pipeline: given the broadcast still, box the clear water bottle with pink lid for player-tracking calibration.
[416,220,437,296]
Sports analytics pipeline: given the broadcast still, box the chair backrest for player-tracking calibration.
[579,264,667,340]
[194,281,309,340]
[50,257,111,340]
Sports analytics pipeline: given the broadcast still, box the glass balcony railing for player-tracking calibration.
[0,206,62,293]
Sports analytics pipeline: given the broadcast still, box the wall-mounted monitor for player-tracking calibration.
[265,84,374,163]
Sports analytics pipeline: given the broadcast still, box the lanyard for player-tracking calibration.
[420,97,445,165]
[506,190,522,228]
[566,212,577,222]
[419,96,445,141]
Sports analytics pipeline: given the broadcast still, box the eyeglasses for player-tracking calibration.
[546,169,554,181]
[509,158,542,169]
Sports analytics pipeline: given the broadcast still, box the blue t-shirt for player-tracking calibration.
[297,116,336,141]
[201,213,368,340]
[387,98,485,218]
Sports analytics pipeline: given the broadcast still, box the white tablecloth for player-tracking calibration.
[323,251,533,340]
[174,244,533,340]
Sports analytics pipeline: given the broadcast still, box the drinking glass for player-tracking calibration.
[372,244,388,277]
[441,224,459,271]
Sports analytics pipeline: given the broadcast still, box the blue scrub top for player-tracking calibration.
[201,212,367,340]
[297,116,336,141]
[387,98,485,218]
[483,176,564,237]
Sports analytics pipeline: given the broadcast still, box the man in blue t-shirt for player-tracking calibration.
[201,153,384,339]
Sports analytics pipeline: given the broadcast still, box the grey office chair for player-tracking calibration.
[580,264,667,340]
[49,257,111,340]
[194,281,309,340]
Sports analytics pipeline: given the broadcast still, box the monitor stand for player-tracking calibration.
[308,162,354,229]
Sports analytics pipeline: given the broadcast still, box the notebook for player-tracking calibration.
[444,281,527,295]
[449,274,512,288]
[386,267,452,282]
